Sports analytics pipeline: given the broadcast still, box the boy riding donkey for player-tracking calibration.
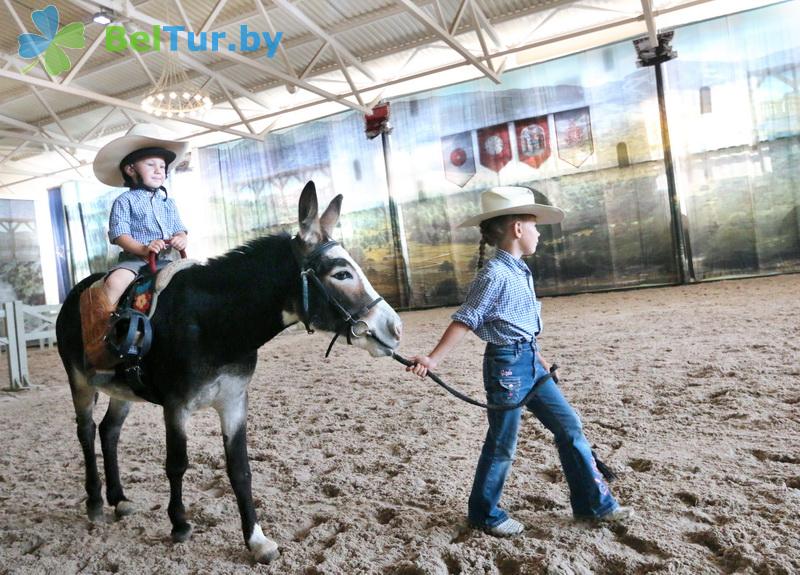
[81,124,189,379]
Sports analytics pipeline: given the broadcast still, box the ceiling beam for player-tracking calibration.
[63,29,107,86]
[174,51,273,111]
[0,129,99,151]
[253,0,298,93]
[470,0,494,73]
[448,0,469,35]
[470,0,502,48]
[217,79,255,134]
[0,67,261,141]
[79,106,120,142]
[0,141,29,165]
[332,49,365,107]
[183,8,660,138]
[1,0,58,84]
[13,62,75,141]
[641,0,659,48]
[85,0,371,113]
[0,113,40,132]
[0,0,441,118]
[125,23,158,85]
[0,160,93,189]
[270,0,376,82]
[200,0,230,34]
[299,41,329,80]
[173,0,194,30]
[396,0,501,84]
[119,21,273,111]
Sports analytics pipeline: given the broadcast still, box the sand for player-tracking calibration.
[1,274,799,574]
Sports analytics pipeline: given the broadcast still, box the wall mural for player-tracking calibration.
[0,199,45,304]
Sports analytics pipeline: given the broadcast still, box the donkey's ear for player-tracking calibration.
[298,181,320,242]
[319,194,343,238]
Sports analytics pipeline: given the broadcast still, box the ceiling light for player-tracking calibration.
[141,52,212,119]
[93,10,113,25]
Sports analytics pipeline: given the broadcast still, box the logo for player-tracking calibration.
[105,25,282,58]
[17,5,86,75]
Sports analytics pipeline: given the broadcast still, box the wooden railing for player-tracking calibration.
[1,301,60,390]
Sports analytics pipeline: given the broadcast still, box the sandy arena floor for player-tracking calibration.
[1,274,799,575]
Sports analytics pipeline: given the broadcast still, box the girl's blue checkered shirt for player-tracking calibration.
[451,249,543,345]
[108,188,186,245]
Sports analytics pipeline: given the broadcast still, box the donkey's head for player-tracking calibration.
[293,181,402,357]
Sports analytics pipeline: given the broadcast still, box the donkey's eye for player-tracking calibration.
[332,271,353,281]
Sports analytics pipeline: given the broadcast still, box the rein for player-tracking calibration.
[148,242,187,273]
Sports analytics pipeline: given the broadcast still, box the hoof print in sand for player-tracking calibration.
[628,458,653,472]
[376,507,397,525]
[675,491,700,506]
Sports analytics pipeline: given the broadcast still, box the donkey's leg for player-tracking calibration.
[99,398,134,519]
[164,407,193,542]
[69,375,103,522]
[215,391,279,564]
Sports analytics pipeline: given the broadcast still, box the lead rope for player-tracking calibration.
[388,352,617,481]
[390,353,557,412]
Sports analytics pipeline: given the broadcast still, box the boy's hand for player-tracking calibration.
[170,233,187,251]
[406,355,437,378]
[145,239,167,256]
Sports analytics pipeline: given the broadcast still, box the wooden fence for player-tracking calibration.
[1,302,59,390]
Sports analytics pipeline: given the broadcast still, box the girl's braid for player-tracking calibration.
[476,215,512,270]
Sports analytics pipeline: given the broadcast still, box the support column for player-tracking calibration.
[635,31,694,283]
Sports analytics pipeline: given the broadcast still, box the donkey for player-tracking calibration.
[55,181,403,563]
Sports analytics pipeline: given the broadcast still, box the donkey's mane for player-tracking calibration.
[188,233,298,290]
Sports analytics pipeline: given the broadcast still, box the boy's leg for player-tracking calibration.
[467,345,533,528]
[80,269,136,369]
[526,358,617,518]
[105,268,137,305]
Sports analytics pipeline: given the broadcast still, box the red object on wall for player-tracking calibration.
[440,130,476,187]
[365,103,391,139]
[514,115,550,169]
[477,123,512,172]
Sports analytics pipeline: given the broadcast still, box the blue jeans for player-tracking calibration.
[467,341,618,527]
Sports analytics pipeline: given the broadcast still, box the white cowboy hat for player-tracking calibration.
[93,123,189,187]
[458,186,565,227]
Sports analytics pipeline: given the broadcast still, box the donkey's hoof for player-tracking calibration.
[171,523,193,543]
[114,500,136,519]
[249,525,279,564]
[87,502,104,523]
[253,541,279,564]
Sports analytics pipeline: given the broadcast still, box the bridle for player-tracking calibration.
[293,239,388,357]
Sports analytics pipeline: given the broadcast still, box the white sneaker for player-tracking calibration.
[482,517,525,537]
[574,505,635,524]
[597,506,635,523]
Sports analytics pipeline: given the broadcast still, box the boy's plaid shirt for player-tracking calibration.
[108,188,186,244]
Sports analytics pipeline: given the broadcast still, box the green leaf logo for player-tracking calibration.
[17,5,86,75]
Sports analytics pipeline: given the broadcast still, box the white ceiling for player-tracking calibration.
[0,0,784,194]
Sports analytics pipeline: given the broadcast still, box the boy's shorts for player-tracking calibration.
[106,247,179,277]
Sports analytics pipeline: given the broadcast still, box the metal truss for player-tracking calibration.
[0,0,770,183]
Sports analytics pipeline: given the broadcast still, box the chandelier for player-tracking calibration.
[141,50,212,119]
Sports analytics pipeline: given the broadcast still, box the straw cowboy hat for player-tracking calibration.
[458,186,565,227]
[93,123,189,187]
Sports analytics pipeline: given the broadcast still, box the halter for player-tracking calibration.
[293,239,385,357]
